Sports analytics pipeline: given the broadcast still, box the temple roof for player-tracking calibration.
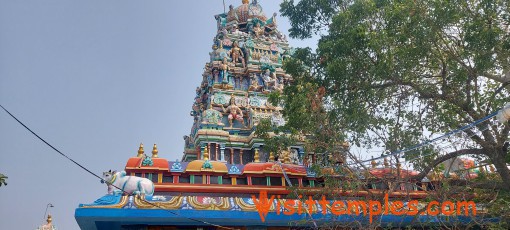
[242,162,307,176]
[125,157,315,176]
[125,157,169,170]
[186,160,228,173]
[369,167,420,179]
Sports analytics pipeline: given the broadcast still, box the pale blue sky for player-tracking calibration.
[0,1,317,229]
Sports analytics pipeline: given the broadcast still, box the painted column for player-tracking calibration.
[200,145,205,160]
[298,149,305,165]
[220,144,226,162]
[240,149,244,164]
[215,143,219,161]
[207,143,211,160]
[230,147,234,164]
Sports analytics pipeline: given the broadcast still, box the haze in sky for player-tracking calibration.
[0,1,318,229]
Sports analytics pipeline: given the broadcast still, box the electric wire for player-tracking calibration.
[345,111,498,166]
[0,104,104,181]
[398,124,489,167]
[0,104,238,230]
[405,124,491,163]
[351,123,492,169]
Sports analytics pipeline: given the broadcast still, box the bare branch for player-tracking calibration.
[449,179,506,190]
[411,149,487,181]
[482,71,510,84]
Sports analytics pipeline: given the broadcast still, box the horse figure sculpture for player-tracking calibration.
[102,170,154,196]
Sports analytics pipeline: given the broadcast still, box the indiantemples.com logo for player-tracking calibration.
[252,191,476,223]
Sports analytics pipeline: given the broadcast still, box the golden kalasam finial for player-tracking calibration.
[152,144,158,158]
[242,0,249,4]
[47,214,52,224]
[283,150,290,164]
[203,145,209,161]
[269,152,275,162]
[254,148,260,163]
[137,143,144,157]
[371,159,377,168]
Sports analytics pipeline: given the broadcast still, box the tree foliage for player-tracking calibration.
[255,48,348,164]
[280,0,510,189]
[254,117,296,158]
[0,173,7,187]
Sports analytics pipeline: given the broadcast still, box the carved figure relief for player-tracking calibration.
[261,69,274,90]
[221,95,246,128]
[213,69,220,84]
[253,23,264,38]
[249,73,262,92]
[220,57,230,84]
[229,41,245,68]
[227,5,237,22]
[202,104,224,125]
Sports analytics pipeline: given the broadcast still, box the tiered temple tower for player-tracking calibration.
[182,0,305,165]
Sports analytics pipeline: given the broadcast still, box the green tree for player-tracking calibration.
[0,173,7,187]
[280,0,510,191]
[257,48,348,164]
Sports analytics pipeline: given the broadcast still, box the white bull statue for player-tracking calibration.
[102,170,154,196]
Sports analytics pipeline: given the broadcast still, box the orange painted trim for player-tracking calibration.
[185,169,229,173]
[153,184,431,198]
[243,170,307,176]
[155,184,290,194]
[125,167,169,171]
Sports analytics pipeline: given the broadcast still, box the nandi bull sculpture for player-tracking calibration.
[101,170,155,196]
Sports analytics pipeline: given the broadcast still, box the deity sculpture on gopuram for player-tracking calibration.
[221,94,246,128]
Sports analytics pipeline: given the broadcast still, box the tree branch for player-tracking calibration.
[482,71,510,84]
[449,179,507,190]
[411,149,488,181]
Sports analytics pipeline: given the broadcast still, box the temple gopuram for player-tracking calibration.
[75,1,492,229]
[181,0,300,166]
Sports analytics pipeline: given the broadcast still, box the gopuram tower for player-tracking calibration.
[182,0,304,165]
